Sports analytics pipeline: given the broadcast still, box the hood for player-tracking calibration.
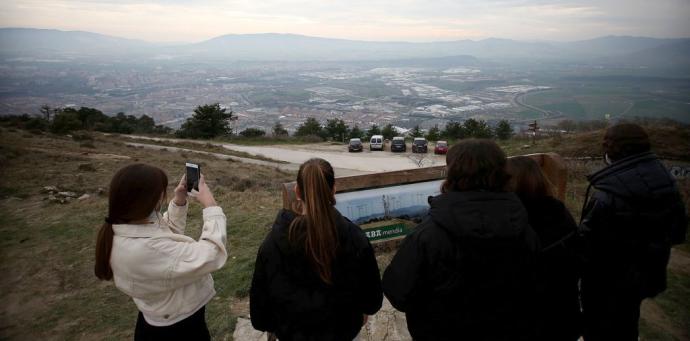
[587,152,676,200]
[429,191,529,240]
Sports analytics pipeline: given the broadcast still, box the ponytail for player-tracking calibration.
[290,158,338,284]
[95,222,114,281]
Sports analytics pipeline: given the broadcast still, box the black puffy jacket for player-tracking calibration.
[579,152,687,298]
[250,209,383,341]
[382,190,540,341]
[519,195,581,341]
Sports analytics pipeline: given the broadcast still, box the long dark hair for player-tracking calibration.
[95,163,168,281]
[507,156,554,199]
[442,139,510,193]
[289,158,338,284]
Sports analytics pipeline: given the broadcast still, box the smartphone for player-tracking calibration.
[186,162,200,193]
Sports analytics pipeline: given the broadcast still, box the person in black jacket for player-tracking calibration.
[579,123,688,341]
[383,139,540,341]
[250,158,383,341]
[508,156,581,341]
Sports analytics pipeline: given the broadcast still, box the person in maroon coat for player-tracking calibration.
[508,156,582,341]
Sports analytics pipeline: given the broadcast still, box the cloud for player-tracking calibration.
[0,0,688,42]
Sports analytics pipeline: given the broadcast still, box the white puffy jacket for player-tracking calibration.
[111,200,227,326]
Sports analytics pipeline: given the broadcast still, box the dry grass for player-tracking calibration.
[0,127,687,340]
[0,129,293,340]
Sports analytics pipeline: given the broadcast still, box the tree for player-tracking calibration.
[464,119,493,138]
[495,120,513,140]
[239,127,266,138]
[381,124,398,140]
[50,110,81,134]
[272,122,289,137]
[410,125,424,138]
[177,103,233,139]
[425,125,441,141]
[349,125,364,139]
[136,114,156,133]
[366,124,381,139]
[325,118,349,141]
[441,121,464,140]
[295,117,324,139]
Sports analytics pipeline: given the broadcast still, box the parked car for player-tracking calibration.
[370,135,384,151]
[412,137,428,153]
[391,136,406,152]
[348,138,363,152]
[434,140,448,155]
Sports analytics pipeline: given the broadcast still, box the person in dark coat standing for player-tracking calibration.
[579,123,688,341]
[508,156,582,341]
[382,139,540,341]
[250,158,383,341]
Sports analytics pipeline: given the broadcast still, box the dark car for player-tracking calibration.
[348,138,363,152]
[412,138,428,153]
[434,141,448,155]
[391,137,406,152]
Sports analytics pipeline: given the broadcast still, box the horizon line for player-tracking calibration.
[2,26,689,46]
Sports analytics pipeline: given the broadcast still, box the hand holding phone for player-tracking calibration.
[173,174,188,206]
[194,174,217,208]
[186,162,200,193]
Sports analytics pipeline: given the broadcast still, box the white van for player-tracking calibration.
[369,135,384,151]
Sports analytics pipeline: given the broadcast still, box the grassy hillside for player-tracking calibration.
[0,127,688,340]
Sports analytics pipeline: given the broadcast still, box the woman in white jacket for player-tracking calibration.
[95,163,227,340]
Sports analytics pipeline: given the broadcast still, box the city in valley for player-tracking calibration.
[1,29,689,133]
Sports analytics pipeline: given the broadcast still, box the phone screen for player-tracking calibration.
[185,162,200,192]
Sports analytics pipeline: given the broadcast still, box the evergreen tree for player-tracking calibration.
[464,119,493,138]
[272,122,289,136]
[381,124,399,140]
[325,118,349,141]
[495,120,513,140]
[366,124,381,139]
[425,125,441,141]
[349,125,364,139]
[410,125,424,138]
[441,121,464,140]
[177,103,233,139]
[295,117,325,139]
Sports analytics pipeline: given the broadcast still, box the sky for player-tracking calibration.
[1,0,689,43]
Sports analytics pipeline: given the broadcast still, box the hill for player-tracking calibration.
[2,28,688,65]
[0,126,688,340]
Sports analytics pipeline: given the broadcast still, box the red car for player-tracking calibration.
[434,141,448,154]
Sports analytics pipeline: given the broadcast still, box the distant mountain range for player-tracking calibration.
[1,28,689,67]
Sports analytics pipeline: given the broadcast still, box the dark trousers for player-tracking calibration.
[134,306,210,341]
[581,288,643,341]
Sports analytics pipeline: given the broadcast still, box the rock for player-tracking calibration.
[58,191,78,198]
[47,195,58,202]
[232,318,267,341]
[97,187,106,195]
[42,186,59,193]
[78,194,91,201]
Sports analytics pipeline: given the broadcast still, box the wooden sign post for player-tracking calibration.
[282,152,567,249]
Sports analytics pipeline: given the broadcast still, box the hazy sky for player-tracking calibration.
[1,0,689,43]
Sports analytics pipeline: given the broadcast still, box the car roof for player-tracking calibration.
[371,135,383,138]
[413,137,426,141]
[350,138,361,141]
[392,136,404,140]
[437,140,447,144]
